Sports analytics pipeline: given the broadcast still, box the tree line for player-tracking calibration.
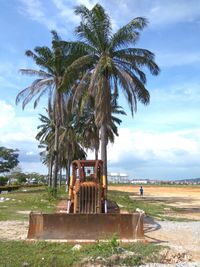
[16,4,160,193]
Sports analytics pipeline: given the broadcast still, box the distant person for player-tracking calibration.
[140,186,143,197]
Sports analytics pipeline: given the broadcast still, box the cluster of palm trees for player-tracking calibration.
[16,4,159,191]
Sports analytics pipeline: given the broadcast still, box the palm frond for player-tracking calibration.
[19,69,52,78]
[110,17,148,50]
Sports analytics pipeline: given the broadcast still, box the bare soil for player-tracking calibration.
[109,185,200,260]
[109,185,200,220]
[0,220,28,240]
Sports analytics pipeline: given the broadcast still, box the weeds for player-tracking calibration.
[0,240,163,267]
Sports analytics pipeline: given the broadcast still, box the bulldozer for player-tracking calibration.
[66,160,119,214]
[27,160,144,241]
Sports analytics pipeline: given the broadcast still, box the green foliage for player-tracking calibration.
[0,240,162,267]
[0,146,19,173]
[45,187,58,200]
[9,171,27,184]
[6,170,47,185]
[62,4,160,127]
[0,185,20,193]
[0,176,8,186]
[87,234,119,258]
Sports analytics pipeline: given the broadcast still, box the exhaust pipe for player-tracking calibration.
[104,200,108,213]
[67,200,71,214]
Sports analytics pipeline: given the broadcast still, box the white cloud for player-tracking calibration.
[0,101,15,127]
[51,0,79,27]
[105,0,200,28]
[107,127,200,179]
[76,0,98,9]
[0,100,44,172]
[18,0,200,39]
[147,0,200,26]
[19,0,58,31]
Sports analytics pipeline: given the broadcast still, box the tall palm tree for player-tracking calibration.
[16,31,80,190]
[60,4,160,184]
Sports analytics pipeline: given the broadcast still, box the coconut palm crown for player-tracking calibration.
[16,31,80,190]
[60,4,160,183]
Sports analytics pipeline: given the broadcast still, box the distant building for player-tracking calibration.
[108,173,129,183]
[131,179,148,184]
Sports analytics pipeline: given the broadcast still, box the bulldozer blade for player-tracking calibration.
[27,212,144,241]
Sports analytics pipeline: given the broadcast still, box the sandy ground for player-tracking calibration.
[0,220,28,240]
[144,217,200,261]
[109,185,200,260]
[109,185,200,220]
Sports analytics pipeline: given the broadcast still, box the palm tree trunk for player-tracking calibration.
[48,155,53,187]
[100,123,107,189]
[66,159,71,192]
[52,123,59,190]
[95,147,98,160]
[52,89,62,192]
[59,167,62,188]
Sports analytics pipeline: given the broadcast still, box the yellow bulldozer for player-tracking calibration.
[27,160,144,241]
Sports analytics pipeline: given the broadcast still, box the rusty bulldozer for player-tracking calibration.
[27,160,144,241]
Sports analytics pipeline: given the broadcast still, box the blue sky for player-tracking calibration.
[0,0,200,180]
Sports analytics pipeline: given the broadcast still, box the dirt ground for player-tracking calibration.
[109,185,200,220]
[109,185,200,260]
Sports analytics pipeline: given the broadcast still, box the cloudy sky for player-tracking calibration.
[0,0,200,180]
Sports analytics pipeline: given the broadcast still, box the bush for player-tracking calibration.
[45,187,57,200]
[0,176,8,186]
[0,185,20,192]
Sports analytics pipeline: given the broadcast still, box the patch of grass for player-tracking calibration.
[0,239,163,267]
[0,186,67,221]
[159,216,196,222]
[119,242,162,266]
[0,241,76,267]
[108,190,198,221]
[108,190,168,219]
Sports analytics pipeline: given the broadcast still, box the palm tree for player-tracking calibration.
[16,31,80,190]
[60,4,160,184]
[59,111,87,186]
[36,102,87,188]
[36,108,55,186]
[74,94,126,160]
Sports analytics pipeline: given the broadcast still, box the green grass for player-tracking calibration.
[0,185,193,221]
[0,186,66,221]
[108,190,194,221]
[0,239,162,267]
[108,190,167,218]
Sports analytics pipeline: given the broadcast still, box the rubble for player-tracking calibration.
[160,248,192,264]
[0,197,10,202]
[71,244,82,251]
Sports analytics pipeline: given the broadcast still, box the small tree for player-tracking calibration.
[0,176,9,186]
[0,147,19,173]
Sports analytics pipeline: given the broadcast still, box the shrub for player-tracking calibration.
[0,176,8,186]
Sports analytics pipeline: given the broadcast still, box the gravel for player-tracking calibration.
[145,218,200,256]
[140,263,200,267]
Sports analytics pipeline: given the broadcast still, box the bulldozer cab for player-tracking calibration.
[73,160,103,183]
